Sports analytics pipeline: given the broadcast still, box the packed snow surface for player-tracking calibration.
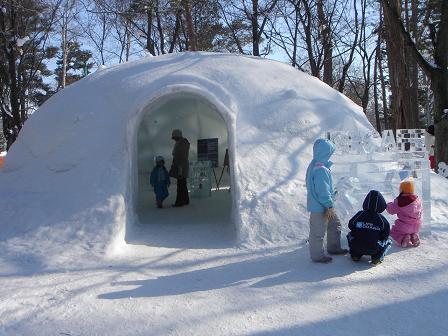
[0,174,447,335]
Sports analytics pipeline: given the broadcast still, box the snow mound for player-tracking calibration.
[0,52,375,262]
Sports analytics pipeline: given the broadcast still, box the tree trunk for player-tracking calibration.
[317,0,332,86]
[433,2,448,165]
[5,3,21,132]
[338,0,359,93]
[252,0,260,56]
[146,7,155,55]
[433,75,448,166]
[406,0,420,127]
[7,45,21,130]
[374,30,381,133]
[125,19,131,61]
[300,0,319,78]
[291,6,299,67]
[380,0,448,166]
[182,0,197,51]
[377,5,390,130]
[379,55,389,130]
[169,10,181,53]
[155,8,165,54]
[383,0,414,129]
[61,14,68,89]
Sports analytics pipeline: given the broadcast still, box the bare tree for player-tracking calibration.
[272,0,360,89]
[219,0,279,56]
[373,2,384,132]
[346,0,376,113]
[336,0,359,93]
[180,0,196,50]
[316,0,333,84]
[56,0,82,88]
[79,0,113,65]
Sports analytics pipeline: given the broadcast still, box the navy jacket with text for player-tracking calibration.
[347,190,390,256]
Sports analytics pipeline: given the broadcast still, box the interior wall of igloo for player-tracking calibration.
[135,92,232,222]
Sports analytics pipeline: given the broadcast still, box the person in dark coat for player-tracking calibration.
[169,129,190,207]
[150,156,170,208]
[347,190,392,265]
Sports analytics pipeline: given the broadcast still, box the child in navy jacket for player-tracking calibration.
[347,190,392,265]
[150,156,170,208]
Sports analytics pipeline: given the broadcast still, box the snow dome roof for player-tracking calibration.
[0,52,375,260]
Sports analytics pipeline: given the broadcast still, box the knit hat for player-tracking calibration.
[400,178,415,194]
[155,155,164,163]
[171,129,182,138]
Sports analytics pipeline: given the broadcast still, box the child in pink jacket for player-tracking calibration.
[386,179,422,247]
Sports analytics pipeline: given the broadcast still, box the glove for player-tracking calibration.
[324,207,337,221]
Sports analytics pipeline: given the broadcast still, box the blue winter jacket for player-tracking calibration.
[306,139,336,213]
[150,166,170,201]
[347,190,391,256]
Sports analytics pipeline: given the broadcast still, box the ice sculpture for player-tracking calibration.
[396,129,425,152]
[188,161,213,198]
[381,130,397,152]
[330,129,431,234]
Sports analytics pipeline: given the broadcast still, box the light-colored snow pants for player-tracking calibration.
[309,212,342,261]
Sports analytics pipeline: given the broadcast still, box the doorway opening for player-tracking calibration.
[129,92,236,248]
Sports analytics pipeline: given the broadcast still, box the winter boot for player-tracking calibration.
[371,258,382,266]
[351,255,361,262]
[410,233,420,247]
[314,255,333,264]
[328,248,349,255]
[401,234,411,248]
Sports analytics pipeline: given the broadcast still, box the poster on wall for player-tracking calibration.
[198,138,219,168]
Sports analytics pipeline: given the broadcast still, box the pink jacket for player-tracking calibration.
[387,195,422,237]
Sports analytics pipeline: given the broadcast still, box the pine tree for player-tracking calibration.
[54,41,93,91]
[0,0,59,149]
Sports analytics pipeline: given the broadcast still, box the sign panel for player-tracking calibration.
[197,138,219,168]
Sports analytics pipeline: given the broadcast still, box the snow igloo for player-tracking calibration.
[0,52,376,255]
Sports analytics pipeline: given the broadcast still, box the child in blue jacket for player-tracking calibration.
[347,190,392,265]
[150,156,170,208]
[306,138,348,263]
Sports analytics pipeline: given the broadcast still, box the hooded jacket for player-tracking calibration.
[347,190,390,256]
[306,139,336,213]
[387,193,422,238]
[150,165,170,201]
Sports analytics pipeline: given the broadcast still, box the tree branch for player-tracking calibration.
[380,0,436,77]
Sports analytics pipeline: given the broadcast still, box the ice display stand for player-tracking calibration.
[188,161,213,198]
[329,129,431,235]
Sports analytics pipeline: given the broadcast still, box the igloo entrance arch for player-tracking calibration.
[128,91,237,247]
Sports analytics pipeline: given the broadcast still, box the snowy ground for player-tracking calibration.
[1,175,447,336]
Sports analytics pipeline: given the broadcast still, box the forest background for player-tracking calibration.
[1,0,447,165]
